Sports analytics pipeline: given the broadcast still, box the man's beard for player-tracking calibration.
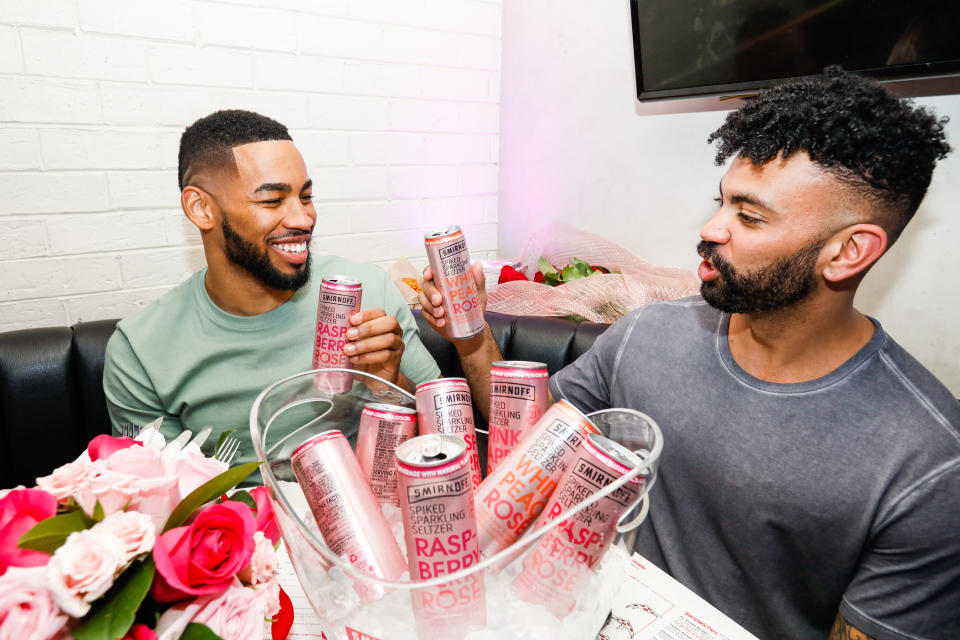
[221,215,310,292]
[697,238,822,314]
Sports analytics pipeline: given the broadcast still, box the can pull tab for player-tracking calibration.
[422,435,443,458]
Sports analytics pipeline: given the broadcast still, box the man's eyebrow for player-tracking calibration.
[301,179,312,192]
[254,182,292,194]
[729,193,778,214]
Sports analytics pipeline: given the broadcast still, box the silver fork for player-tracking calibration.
[119,423,141,438]
[214,437,241,465]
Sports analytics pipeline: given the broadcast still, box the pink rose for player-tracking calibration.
[97,511,156,561]
[151,501,256,602]
[175,453,228,500]
[249,486,280,546]
[46,528,125,617]
[154,581,264,640]
[100,447,180,530]
[0,566,68,640]
[73,467,138,517]
[0,488,57,575]
[237,531,277,586]
[251,578,281,620]
[88,434,142,462]
[36,461,95,504]
[122,624,157,640]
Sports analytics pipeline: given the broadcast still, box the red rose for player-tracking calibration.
[87,434,142,462]
[123,624,157,640]
[151,501,256,602]
[497,265,528,284]
[533,271,545,283]
[0,488,57,576]
[248,486,280,546]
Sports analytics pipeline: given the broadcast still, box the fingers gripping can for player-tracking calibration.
[487,361,549,475]
[313,276,363,393]
[397,435,485,640]
[512,433,645,617]
[474,399,600,558]
[355,403,418,506]
[290,431,406,600]
[415,378,482,491]
[424,226,484,340]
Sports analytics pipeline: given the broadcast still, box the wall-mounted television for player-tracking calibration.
[630,0,960,101]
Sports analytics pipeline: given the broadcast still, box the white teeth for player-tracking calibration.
[272,241,307,254]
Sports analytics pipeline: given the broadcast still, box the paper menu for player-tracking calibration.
[596,554,759,640]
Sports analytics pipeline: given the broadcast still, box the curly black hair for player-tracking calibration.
[708,67,951,241]
[177,110,292,190]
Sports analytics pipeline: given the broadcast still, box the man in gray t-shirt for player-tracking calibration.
[419,68,958,639]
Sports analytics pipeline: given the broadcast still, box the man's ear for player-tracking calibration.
[181,186,217,232]
[821,223,888,282]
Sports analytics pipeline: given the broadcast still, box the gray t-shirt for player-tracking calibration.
[550,296,960,640]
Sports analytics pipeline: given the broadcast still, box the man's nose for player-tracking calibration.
[284,199,316,231]
[699,210,730,244]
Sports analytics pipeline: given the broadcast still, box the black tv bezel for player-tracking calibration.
[629,0,960,102]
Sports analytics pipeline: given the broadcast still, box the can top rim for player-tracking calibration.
[322,275,362,286]
[363,402,417,414]
[587,432,640,469]
[492,360,548,370]
[423,225,462,240]
[415,377,468,390]
[396,434,466,467]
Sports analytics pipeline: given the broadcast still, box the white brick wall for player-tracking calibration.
[0,0,501,331]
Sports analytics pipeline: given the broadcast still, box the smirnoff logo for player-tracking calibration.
[407,473,471,503]
[546,419,584,453]
[438,240,466,259]
[491,382,535,401]
[321,292,358,306]
[573,459,634,507]
[433,391,472,410]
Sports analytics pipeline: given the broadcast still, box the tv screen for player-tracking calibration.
[631,0,960,100]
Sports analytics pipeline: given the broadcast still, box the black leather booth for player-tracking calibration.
[0,311,608,488]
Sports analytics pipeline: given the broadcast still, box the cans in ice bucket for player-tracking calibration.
[424,225,484,340]
[397,435,485,640]
[290,430,406,600]
[512,433,645,617]
[487,360,549,474]
[355,403,418,505]
[312,276,363,392]
[474,399,600,558]
[415,378,482,490]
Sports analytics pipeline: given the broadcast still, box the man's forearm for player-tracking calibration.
[454,324,503,421]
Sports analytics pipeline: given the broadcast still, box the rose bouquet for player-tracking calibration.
[0,427,292,640]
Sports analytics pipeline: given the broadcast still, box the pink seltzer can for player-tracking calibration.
[512,433,644,617]
[415,378,482,491]
[473,399,600,559]
[397,434,485,640]
[355,402,418,506]
[424,226,484,340]
[290,430,406,600]
[487,361,549,475]
[312,276,363,393]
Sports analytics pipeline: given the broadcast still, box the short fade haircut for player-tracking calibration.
[177,109,292,190]
[708,67,951,243]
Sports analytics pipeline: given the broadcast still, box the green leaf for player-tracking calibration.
[93,500,105,522]
[214,429,238,455]
[73,559,156,640]
[571,258,592,276]
[542,272,563,287]
[225,490,257,512]
[18,509,94,554]
[180,623,223,640]
[537,257,558,276]
[163,461,261,532]
[562,264,584,282]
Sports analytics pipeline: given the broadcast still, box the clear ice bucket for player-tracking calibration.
[250,369,663,640]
